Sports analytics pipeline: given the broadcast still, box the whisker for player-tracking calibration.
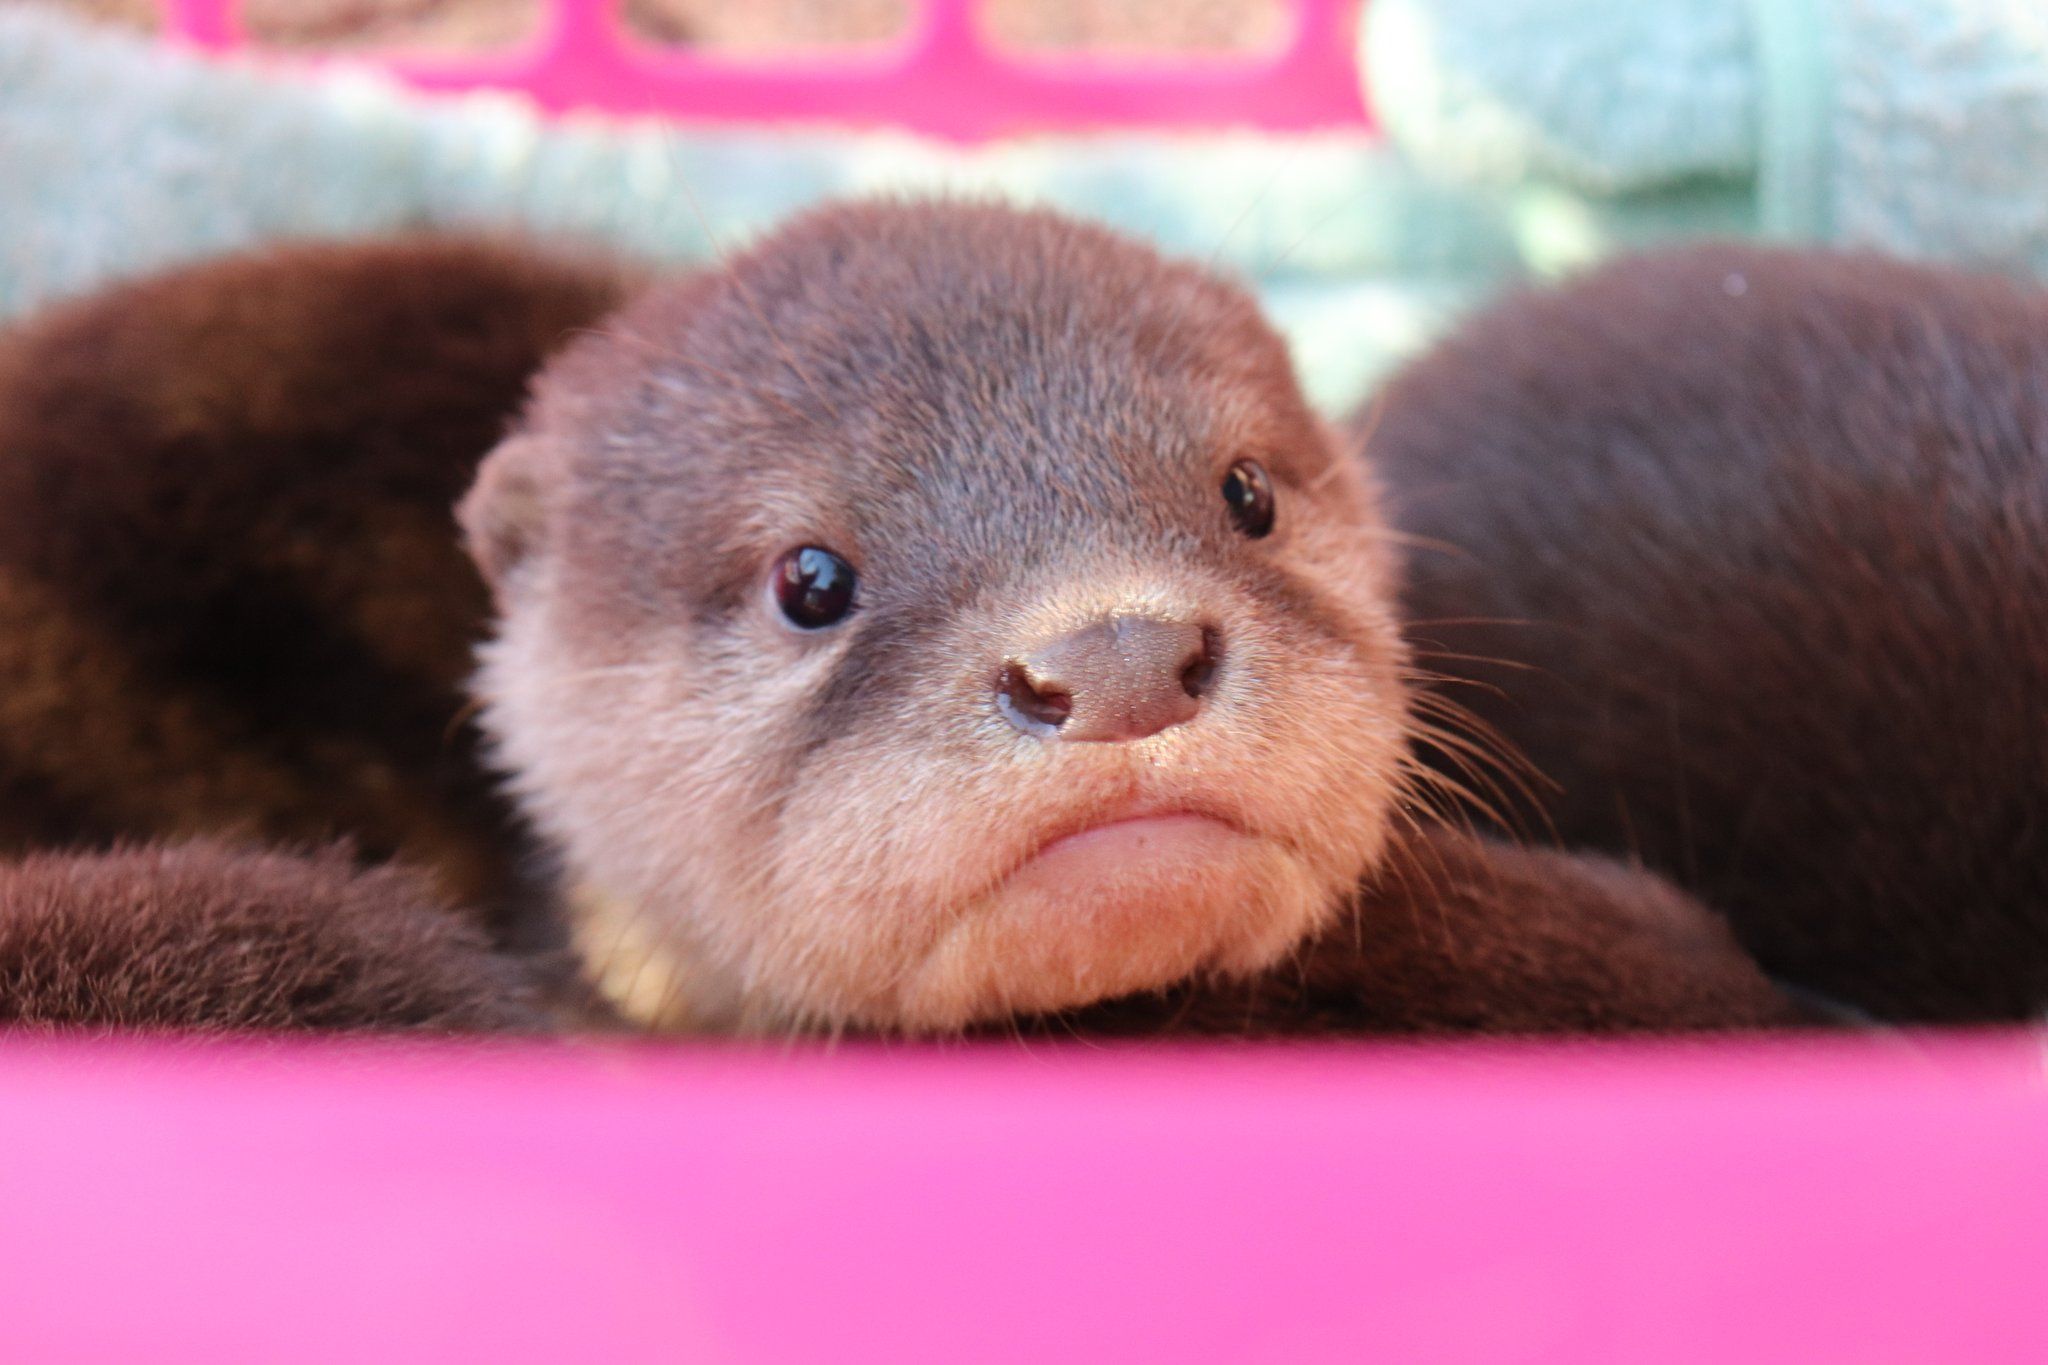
[1346,391,1389,458]
[1206,143,1302,271]
[1399,756,1522,842]
[1406,688,1552,790]
[1373,527,1475,560]
[1402,616,1538,632]
[1399,665,1515,706]
[1405,684,1561,845]
[1406,646,1544,673]
[1406,722,1533,835]
[1382,801,1459,952]
[530,658,677,687]
[440,695,486,749]
[1266,181,1374,277]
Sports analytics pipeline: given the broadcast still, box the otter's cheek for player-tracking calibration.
[885,832,1326,1031]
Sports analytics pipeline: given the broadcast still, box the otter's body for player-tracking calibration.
[1374,245,2048,1022]
[0,211,1797,1036]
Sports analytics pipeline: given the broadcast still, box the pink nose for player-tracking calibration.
[998,616,1219,742]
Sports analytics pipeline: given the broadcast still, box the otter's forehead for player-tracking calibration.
[532,205,1323,587]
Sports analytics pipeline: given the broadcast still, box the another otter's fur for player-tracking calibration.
[1370,244,2048,1022]
[0,842,548,1032]
[0,236,625,937]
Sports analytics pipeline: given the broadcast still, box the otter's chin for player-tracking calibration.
[879,828,1332,1033]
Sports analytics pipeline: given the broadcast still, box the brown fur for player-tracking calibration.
[0,236,626,939]
[0,211,1804,1037]
[0,842,548,1032]
[1368,244,2048,1022]
[1044,825,1800,1037]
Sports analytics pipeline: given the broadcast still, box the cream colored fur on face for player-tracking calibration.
[473,453,1409,1036]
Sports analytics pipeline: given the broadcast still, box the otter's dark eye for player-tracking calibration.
[1222,459,1276,538]
[771,546,857,629]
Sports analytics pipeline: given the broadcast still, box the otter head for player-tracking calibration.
[461,201,1409,1033]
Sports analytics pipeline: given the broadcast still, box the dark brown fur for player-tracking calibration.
[0,218,1804,1036]
[0,842,548,1031]
[0,237,626,940]
[1369,244,2048,1022]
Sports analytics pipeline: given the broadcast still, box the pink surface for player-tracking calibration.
[159,0,1374,137]
[0,1032,2042,1363]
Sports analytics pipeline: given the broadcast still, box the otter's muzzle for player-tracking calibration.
[998,615,1219,742]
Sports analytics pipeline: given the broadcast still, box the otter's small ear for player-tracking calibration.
[460,434,551,590]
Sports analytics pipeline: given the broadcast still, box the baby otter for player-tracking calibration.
[1370,244,2048,1022]
[462,200,1420,1033]
[0,203,1795,1036]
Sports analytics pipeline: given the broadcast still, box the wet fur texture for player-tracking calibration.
[0,842,548,1032]
[0,212,1803,1037]
[1371,244,2048,1022]
[0,236,626,938]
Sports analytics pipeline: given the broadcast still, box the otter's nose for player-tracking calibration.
[999,616,1219,742]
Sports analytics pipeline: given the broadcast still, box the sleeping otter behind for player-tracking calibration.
[0,236,629,943]
[0,203,1796,1037]
[1372,244,2048,1022]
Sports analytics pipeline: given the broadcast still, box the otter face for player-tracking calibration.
[462,201,1410,1033]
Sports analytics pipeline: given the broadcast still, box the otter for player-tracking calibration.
[0,204,1796,1036]
[0,236,627,941]
[1370,244,2048,1023]
[458,200,1797,1035]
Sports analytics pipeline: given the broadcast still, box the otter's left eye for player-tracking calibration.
[1222,459,1276,538]
[771,546,858,629]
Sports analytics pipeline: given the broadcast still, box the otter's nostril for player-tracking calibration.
[1180,627,1222,700]
[999,662,1072,732]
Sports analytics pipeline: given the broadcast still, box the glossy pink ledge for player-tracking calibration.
[0,1033,2042,1362]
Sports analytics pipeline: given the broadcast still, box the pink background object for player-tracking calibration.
[158,0,1375,138]
[0,1033,2042,1362]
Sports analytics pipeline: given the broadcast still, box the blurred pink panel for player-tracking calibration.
[158,0,1375,138]
[0,1033,2041,1363]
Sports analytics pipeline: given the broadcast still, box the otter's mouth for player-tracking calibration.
[997,803,1257,897]
[884,793,1324,1030]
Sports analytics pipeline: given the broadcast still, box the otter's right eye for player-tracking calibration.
[771,546,858,629]
[1222,459,1276,538]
